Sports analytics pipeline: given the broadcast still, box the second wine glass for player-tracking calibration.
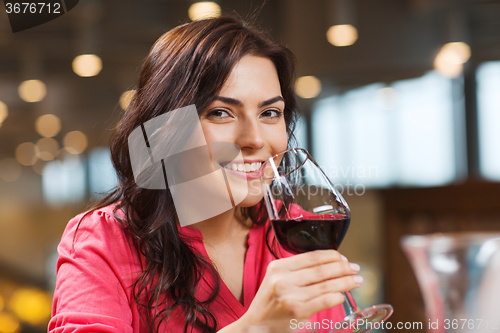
[260,148,393,333]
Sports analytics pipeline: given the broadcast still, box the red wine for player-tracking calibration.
[272,215,350,254]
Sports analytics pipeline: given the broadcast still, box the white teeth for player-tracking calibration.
[228,162,262,173]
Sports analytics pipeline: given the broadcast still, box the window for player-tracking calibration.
[477,61,500,181]
[312,71,456,188]
[42,154,86,207]
[88,147,118,198]
[41,147,117,206]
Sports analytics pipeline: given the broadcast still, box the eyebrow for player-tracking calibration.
[214,96,285,108]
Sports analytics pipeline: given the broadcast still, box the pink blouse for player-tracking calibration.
[49,205,346,332]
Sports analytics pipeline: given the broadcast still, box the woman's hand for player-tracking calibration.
[237,250,362,332]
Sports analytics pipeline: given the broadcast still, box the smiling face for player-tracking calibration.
[200,54,288,207]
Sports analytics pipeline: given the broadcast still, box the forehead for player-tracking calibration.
[219,55,281,95]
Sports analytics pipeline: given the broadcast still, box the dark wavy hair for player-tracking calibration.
[82,16,298,333]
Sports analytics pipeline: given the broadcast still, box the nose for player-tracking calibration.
[235,117,265,150]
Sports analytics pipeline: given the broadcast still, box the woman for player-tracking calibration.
[49,16,362,333]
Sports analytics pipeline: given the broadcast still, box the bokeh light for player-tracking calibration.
[295,75,322,99]
[72,54,103,77]
[36,137,59,161]
[63,131,88,154]
[441,42,471,64]
[15,142,39,166]
[327,24,358,47]
[18,79,47,102]
[119,90,136,110]
[0,312,20,333]
[9,288,52,326]
[188,2,221,21]
[434,42,471,78]
[35,114,61,138]
[434,51,463,78]
[0,101,8,123]
[32,159,47,175]
[0,158,22,182]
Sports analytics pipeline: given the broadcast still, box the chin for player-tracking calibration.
[234,179,265,207]
[236,195,263,208]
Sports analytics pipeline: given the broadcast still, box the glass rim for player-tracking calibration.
[260,148,313,180]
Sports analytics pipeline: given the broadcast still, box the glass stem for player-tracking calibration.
[342,291,360,315]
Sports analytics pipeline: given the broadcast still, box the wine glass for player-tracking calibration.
[260,148,393,333]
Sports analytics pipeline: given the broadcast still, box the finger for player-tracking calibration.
[290,260,360,286]
[298,275,363,302]
[285,250,344,271]
[291,292,346,319]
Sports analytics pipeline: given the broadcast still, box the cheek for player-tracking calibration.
[270,122,289,152]
[200,123,212,143]
[200,123,226,144]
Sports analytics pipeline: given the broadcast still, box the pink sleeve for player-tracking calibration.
[48,209,142,333]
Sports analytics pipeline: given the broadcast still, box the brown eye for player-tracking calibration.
[206,109,231,119]
[260,109,283,119]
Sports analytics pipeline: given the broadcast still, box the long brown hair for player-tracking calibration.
[85,16,298,333]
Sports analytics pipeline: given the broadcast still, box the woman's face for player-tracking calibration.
[200,54,288,207]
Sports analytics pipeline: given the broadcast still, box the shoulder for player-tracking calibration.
[51,205,142,332]
[58,204,138,263]
[55,204,142,301]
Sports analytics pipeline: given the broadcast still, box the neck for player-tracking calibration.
[190,207,252,246]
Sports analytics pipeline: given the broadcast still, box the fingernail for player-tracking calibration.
[353,275,364,284]
[341,255,348,262]
[350,263,360,272]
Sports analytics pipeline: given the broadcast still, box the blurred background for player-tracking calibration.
[1,0,500,332]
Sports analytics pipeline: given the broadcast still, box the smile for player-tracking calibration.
[219,161,264,179]
[225,162,262,173]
